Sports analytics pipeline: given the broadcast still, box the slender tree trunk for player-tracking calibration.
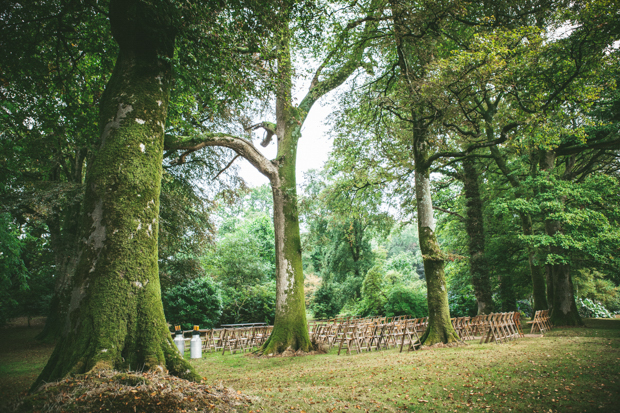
[461,157,494,314]
[498,273,517,311]
[260,23,312,354]
[415,144,459,345]
[539,150,582,326]
[37,176,84,342]
[546,264,554,313]
[34,0,198,388]
[519,213,548,312]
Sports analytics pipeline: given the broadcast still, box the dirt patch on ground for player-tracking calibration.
[6,370,256,413]
[250,344,329,358]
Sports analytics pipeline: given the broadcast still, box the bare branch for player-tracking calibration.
[212,155,240,181]
[433,206,465,221]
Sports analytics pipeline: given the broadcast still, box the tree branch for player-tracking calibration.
[164,133,278,181]
[212,154,240,181]
[433,206,465,221]
[424,122,520,169]
[246,121,277,147]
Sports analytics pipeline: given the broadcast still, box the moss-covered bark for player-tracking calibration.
[461,157,494,314]
[34,0,199,389]
[415,146,459,345]
[259,22,312,354]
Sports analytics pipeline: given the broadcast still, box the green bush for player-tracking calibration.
[221,282,276,325]
[163,277,223,330]
[448,286,478,317]
[384,284,428,318]
[310,281,343,319]
[359,265,385,316]
[576,297,613,318]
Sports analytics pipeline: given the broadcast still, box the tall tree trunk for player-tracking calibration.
[415,143,460,345]
[461,157,494,314]
[546,264,554,313]
[498,273,517,311]
[34,0,198,388]
[260,23,312,354]
[539,150,582,326]
[37,209,80,342]
[38,158,85,342]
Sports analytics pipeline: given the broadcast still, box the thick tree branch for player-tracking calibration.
[299,2,384,120]
[164,133,278,181]
[554,136,620,156]
[424,122,520,169]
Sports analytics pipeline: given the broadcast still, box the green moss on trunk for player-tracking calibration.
[34,0,199,389]
[415,160,459,346]
[259,22,311,355]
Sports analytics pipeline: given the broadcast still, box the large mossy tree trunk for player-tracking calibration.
[461,157,494,315]
[34,0,198,388]
[415,142,460,346]
[540,150,582,326]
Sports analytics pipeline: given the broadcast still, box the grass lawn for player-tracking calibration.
[1,318,619,412]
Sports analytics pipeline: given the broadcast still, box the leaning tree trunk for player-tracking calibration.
[34,0,198,388]
[415,145,460,345]
[462,157,494,314]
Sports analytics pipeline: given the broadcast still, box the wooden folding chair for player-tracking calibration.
[400,319,421,352]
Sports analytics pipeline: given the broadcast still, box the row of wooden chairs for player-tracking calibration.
[172,311,532,357]
[475,313,523,344]
[172,326,274,354]
[527,309,553,333]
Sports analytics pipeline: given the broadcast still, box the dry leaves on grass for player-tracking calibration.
[8,370,256,413]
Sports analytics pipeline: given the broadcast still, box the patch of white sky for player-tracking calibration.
[237,67,338,188]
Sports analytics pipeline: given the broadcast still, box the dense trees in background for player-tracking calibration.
[0,0,619,387]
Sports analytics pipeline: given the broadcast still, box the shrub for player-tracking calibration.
[163,277,223,330]
[359,265,385,316]
[576,297,613,318]
[221,282,276,325]
[384,283,428,318]
[310,280,343,319]
[448,286,478,317]
[516,300,533,318]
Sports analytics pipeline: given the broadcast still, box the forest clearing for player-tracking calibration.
[1,317,619,412]
[2,0,620,411]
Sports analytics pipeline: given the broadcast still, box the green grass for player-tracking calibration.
[1,318,619,413]
[190,319,620,413]
[0,318,55,403]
